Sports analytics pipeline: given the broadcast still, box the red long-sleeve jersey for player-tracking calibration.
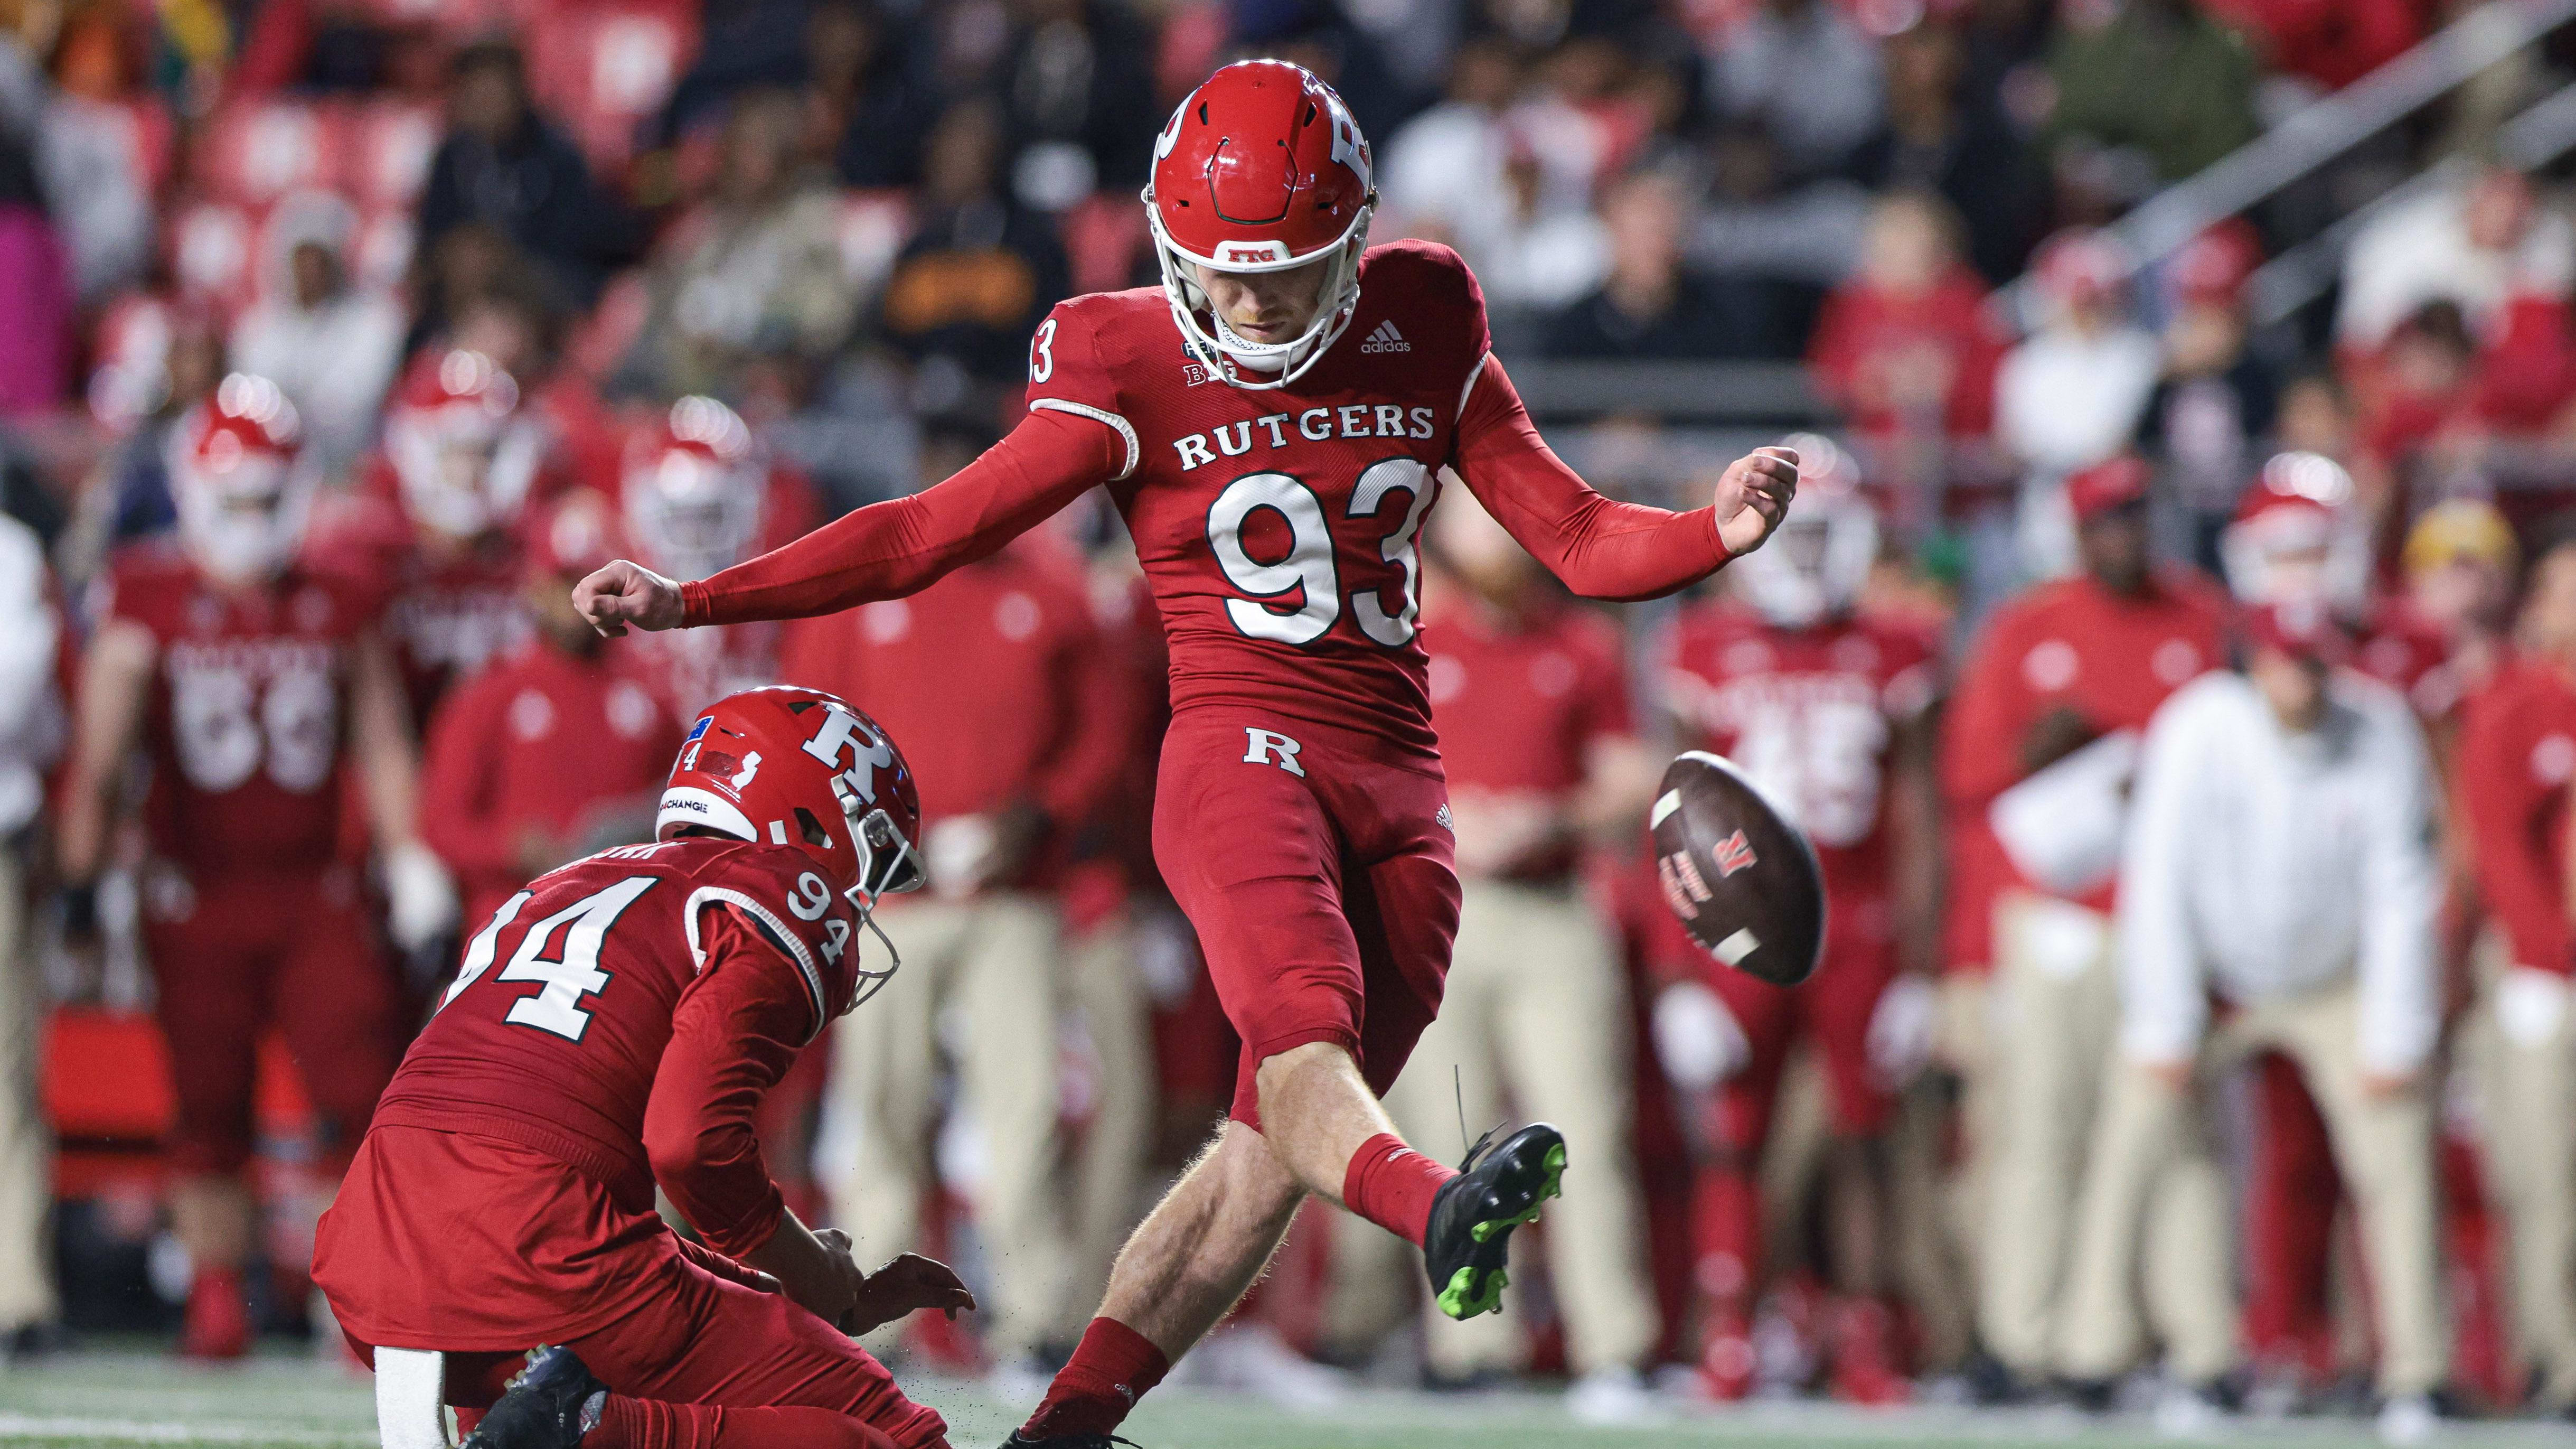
[2458,658,2576,977]
[369,838,870,1257]
[683,242,1733,759]
[1940,572,2227,919]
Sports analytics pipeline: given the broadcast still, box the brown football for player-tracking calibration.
[1649,751,1827,987]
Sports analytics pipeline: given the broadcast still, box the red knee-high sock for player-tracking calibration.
[1688,1161,1762,1317]
[588,1396,898,1449]
[1019,1317,1170,1441]
[1341,1133,1456,1247]
[2245,1054,2338,1369]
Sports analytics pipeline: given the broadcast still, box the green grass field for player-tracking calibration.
[8,1350,2576,1449]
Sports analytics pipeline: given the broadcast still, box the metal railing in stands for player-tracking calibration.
[1517,0,2576,425]
[2009,0,2576,325]
[2247,80,2576,324]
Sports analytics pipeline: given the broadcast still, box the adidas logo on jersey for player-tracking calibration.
[1359,321,1411,354]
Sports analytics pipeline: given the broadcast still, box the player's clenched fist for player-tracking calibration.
[573,558,685,637]
[1713,446,1799,557]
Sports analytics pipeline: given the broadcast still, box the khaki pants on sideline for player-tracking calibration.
[825,892,1068,1359]
[1936,973,2001,1311]
[0,842,51,1330]
[1979,891,2123,1377]
[1328,879,1659,1376]
[2057,978,2448,1395]
[1059,915,1154,1342]
[2470,939,2576,1408]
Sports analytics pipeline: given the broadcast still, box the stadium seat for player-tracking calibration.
[528,6,698,167]
[374,1347,450,1449]
[353,207,419,295]
[836,191,915,297]
[198,100,331,205]
[343,101,440,209]
[86,291,174,429]
[168,198,257,310]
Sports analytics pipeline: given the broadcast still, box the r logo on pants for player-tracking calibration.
[1242,727,1305,777]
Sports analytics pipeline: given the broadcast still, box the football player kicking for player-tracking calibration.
[575,61,1796,1447]
[312,686,976,1449]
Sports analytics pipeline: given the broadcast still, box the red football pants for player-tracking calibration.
[348,1237,946,1449]
[141,867,400,1176]
[1151,712,1461,1129]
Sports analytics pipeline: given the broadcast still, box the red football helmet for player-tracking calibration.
[2223,451,2365,610]
[1731,433,1876,629]
[660,686,925,907]
[167,373,312,582]
[383,348,548,540]
[1146,60,1375,389]
[621,396,766,583]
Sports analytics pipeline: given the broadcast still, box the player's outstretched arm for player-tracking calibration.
[1451,354,1798,602]
[576,408,1125,634]
[56,619,155,884]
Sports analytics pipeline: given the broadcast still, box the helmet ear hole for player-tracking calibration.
[795,807,833,848]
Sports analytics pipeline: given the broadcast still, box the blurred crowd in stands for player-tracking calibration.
[11,0,2576,1435]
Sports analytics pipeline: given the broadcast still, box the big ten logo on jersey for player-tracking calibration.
[1170,405,1436,472]
[165,638,340,793]
[1702,672,1890,849]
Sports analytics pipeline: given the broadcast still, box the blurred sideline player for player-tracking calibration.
[347,348,563,725]
[621,396,817,722]
[55,378,436,1358]
[1653,450,1940,1405]
[575,60,1795,1447]
[779,419,1132,1374]
[1326,488,1662,1415]
[1939,454,2226,1395]
[2459,524,2576,1418]
[313,687,975,1449]
[420,491,684,933]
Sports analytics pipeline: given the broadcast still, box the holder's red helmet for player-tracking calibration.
[1146,60,1375,389]
[658,686,925,906]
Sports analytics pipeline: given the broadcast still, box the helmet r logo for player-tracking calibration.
[801,706,895,805]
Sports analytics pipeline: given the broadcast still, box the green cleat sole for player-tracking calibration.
[1436,1265,1510,1319]
[1468,1142,1567,1244]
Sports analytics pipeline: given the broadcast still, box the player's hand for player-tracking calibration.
[1713,446,1798,557]
[2361,1068,2421,1100]
[841,1252,977,1336]
[793,1227,867,1327]
[1653,981,1749,1091]
[2136,1055,2195,1094]
[573,559,685,638]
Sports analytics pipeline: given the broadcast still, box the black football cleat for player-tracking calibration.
[1424,1123,1566,1320]
[463,1346,609,1449]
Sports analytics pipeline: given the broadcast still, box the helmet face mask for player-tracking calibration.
[171,375,311,583]
[386,351,542,541]
[1146,62,1377,390]
[1734,499,1877,629]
